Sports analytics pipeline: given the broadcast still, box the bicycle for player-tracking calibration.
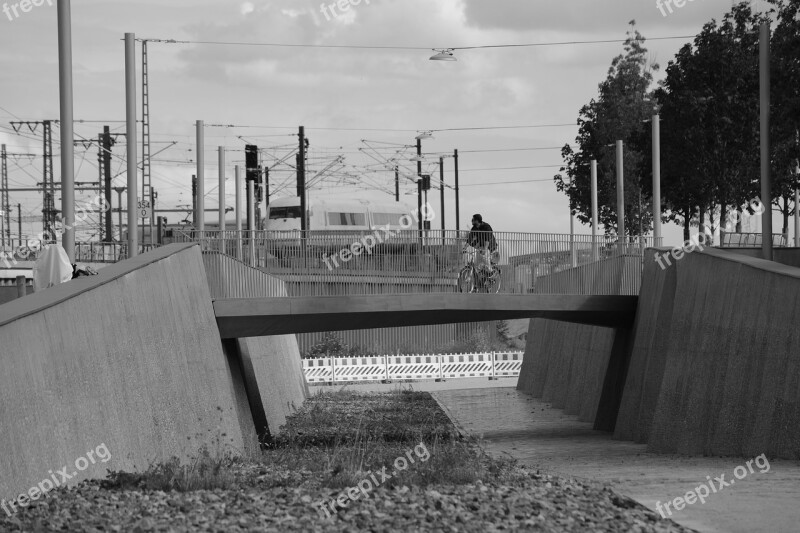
[457,245,501,293]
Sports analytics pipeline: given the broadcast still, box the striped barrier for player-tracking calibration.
[302,351,524,383]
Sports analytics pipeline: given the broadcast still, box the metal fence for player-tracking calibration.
[177,230,658,296]
[302,351,524,383]
[720,233,788,248]
[0,238,159,265]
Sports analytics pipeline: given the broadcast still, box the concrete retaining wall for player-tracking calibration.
[0,244,258,500]
[517,319,616,423]
[614,251,677,443]
[642,249,800,458]
[202,252,308,440]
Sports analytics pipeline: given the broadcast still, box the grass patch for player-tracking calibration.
[103,388,516,494]
[102,446,239,492]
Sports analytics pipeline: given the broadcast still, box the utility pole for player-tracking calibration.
[9,121,55,235]
[97,133,104,239]
[141,39,152,247]
[439,156,445,245]
[125,33,138,257]
[760,21,773,261]
[616,140,625,243]
[1,144,9,246]
[17,203,22,241]
[454,149,460,232]
[191,175,197,227]
[57,0,76,262]
[264,166,270,208]
[395,166,400,202]
[196,120,204,234]
[416,138,422,233]
[591,159,599,260]
[652,115,662,246]
[114,187,125,241]
[298,126,307,232]
[103,126,113,241]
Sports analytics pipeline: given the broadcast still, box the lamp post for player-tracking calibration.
[759,21,772,261]
[591,159,598,260]
[58,0,75,262]
[616,140,625,248]
[652,115,662,247]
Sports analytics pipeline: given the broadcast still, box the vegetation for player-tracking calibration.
[102,389,515,494]
[301,323,521,360]
[556,2,800,240]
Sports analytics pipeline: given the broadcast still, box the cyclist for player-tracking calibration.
[466,214,498,290]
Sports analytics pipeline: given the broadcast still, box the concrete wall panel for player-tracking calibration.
[517,318,614,423]
[0,244,258,500]
[647,249,800,458]
[202,252,308,440]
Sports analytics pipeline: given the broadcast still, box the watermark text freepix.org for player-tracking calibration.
[1,443,111,517]
[654,196,764,270]
[1,195,111,268]
[655,453,770,518]
[323,203,435,271]
[320,0,369,22]
[656,0,700,17]
[3,0,53,22]
[315,442,430,518]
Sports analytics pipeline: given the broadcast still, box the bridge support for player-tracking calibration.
[593,327,633,432]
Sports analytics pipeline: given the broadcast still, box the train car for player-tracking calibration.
[264,196,419,240]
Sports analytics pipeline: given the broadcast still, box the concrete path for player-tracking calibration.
[428,386,800,533]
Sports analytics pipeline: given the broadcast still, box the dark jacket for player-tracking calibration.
[467,222,497,251]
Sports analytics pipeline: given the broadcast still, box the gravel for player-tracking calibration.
[0,389,696,532]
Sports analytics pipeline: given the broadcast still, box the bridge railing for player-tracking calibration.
[178,230,657,295]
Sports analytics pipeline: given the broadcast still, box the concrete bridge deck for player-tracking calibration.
[213,293,638,338]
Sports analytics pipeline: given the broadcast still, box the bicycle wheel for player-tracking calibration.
[487,266,502,293]
[457,266,476,293]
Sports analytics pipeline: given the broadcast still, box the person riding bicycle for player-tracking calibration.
[466,214,497,263]
[465,214,498,290]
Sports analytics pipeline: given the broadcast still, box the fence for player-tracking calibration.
[177,230,657,296]
[0,238,159,266]
[720,233,788,248]
[302,351,524,383]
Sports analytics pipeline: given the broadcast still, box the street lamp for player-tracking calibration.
[429,49,457,61]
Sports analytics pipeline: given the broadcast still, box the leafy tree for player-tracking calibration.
[768,0,800,235]
[554,21,659,236]
[655,3,763,240]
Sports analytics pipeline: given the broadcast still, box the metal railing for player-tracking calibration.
[720,233,788,248]
[0,238,160,266]
[178,230,658,296]
[302,350,524,383]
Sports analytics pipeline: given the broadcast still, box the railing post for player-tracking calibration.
[489,350,496,380]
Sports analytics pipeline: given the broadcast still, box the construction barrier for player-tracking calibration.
[302,351,524,383]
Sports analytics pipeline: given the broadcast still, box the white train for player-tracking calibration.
[264,196,423,233]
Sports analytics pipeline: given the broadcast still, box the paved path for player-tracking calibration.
[429,386,800,533]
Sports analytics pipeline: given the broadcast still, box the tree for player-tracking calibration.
[768,0,800,236]
[554,21,659,236]
[655,3,763,240]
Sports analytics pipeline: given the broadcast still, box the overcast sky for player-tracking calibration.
[0,0,762,244]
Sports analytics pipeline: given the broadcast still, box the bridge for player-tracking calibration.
[213,293,637,337]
